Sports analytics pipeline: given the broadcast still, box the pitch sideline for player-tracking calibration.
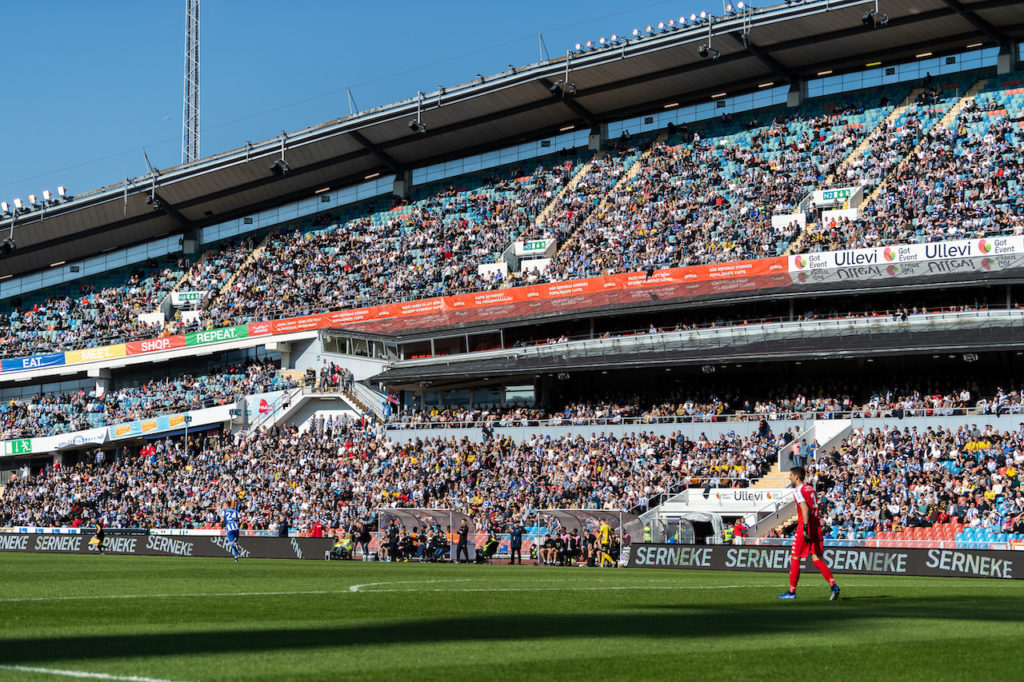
[0,664,190,682]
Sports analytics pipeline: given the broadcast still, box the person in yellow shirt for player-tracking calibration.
[597,520,613,551]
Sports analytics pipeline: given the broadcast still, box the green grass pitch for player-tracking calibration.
[0,554,1021,681]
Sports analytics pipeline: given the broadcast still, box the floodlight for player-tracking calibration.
[0,239,14,257]
[698,44,709,58]
[57,186,67,198]
[645,25,653,33]
[610,34,618,41]
[690,13,698,21]
[700,10,708,20]
[0,202,8,213]
[12,198,22,210]
[658,22,665,30]
[27,194,37,205]
[269,159,290,176]
[575,42,583,50]
[599,36,606,45]
[632,28,640,37]
[42,190,51,202]
[725,4,733,12]
[737,2,745,9]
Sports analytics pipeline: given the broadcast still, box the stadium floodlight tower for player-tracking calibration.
[181,0,200,164]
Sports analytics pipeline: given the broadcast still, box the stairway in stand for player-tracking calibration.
[859,78,988,209]
[530,154,597,227]
[554,133,667,258]
[784,88,923,257]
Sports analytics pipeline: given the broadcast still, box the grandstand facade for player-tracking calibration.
[2,0,1024,552]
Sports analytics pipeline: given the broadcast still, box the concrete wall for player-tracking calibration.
[382,414,1024,444]
[383,419,816,443]
[316,352,388,381]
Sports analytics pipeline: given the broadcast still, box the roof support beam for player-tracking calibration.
[348,131,403,175]
[537,78,595,126]
[150,193,193,230]
[940,0,1008,44]
[729,33,798,84]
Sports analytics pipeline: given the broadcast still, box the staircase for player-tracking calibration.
[822,87,924,187]
[935,78,988,129]
[159,251,207,313]
[159,251,210,333]
[531,154,598,227]
[750,461,790,489]
[244,384,367,436]
[785,88,925,256]
[860,78,988,208]
[783,226,811,256]
[555,133,667,258]
[215,230,275,300]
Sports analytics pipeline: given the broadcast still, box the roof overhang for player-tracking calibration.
[3,0,1022,277]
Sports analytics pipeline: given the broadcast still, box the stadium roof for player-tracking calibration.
[3,0,1023,276]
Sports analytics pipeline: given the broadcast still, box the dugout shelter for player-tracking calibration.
[375,508,476,560]
[538,509,644,546]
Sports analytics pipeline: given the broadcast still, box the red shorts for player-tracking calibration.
[791,533,824,559]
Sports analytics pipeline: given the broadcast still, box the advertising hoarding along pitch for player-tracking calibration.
[0,532,333,560]
[628,543,1019,580]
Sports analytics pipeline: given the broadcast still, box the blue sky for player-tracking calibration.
[0,0,717,203]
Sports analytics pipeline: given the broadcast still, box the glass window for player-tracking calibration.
[504,384,535,404]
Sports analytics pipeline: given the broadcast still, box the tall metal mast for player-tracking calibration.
[181,0,200,164]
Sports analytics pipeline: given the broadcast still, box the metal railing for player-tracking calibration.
[383,403,1003,430]
[351,382,389,421]
[245,385,303,435]
[392,309,1024,369]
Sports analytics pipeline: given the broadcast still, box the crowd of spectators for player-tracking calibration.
[173,238,255,314]
[809,423,1024,539]
[0,359,293,440]
[0,260,184,359]
[3,76,1024,354]
[0,424,778,532]
[208,156,584,325]
[538,102,883,281]
[809,84,1023,251]
[387,384,1024,429]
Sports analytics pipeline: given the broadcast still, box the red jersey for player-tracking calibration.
[792,483,821,535]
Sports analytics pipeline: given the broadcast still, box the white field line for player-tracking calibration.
[0,579,947,604]
[0,664,190,682]
[348,579,474,592]
[0,590,333,604]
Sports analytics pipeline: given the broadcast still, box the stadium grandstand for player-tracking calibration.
[3,0,1024,561]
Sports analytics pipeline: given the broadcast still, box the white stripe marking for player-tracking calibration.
[0,590,332,604]
[348,579,473,593]
[0,578,995,604]
[0,664,188,681]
